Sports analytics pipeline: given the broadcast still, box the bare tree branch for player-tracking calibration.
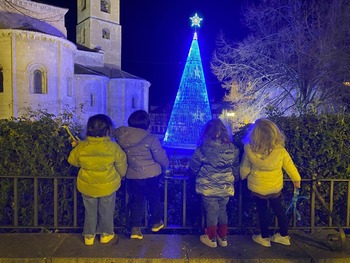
[212,0,350,117]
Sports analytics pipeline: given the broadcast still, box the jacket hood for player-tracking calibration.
[202,141,237,167]
[114,126,149,148]
[244,144,284,170]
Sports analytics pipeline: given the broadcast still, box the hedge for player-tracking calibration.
[0,112,349,231]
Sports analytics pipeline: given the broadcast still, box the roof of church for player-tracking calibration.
[74,64,145,80]
[0,12,66,38]
[76,44,101,53]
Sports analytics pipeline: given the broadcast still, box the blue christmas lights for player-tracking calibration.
[163,16,212,149]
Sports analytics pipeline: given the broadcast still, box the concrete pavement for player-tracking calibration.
[0,230,349,263]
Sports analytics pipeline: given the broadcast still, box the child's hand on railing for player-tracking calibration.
[163,167,173,178]
[293,181,301,188]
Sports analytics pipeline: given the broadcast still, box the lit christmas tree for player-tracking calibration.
[163,13,212,149]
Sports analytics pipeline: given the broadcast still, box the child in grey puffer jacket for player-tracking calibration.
[114,110,169,240]
[189,118,240,248]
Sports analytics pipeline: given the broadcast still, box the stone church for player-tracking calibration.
[0,0,150,127]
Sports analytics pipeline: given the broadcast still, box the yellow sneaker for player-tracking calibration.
[270,233,291,246]
[151,221,164,232]
[130,227,143,239]
[84,234,95,246]
[100,233,115,244]
[252,234,271,247]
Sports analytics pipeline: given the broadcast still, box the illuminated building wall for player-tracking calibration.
[0,0,149,128]
[163,30,212,149]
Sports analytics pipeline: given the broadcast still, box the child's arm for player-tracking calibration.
[189,148,203,174]
[231,145,240,182]
[114,146,127,178]
[67,147,80,167]
[150,137,169,169]
[282,149,301,187]
[293,181,301,188]
[239,152,251,180]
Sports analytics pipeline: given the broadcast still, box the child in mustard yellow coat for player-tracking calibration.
[68,114,127,245]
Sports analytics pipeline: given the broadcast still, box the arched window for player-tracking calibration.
[33,70,43,94]
[102,28,110,39]
[27,63,47,94]
[101,0,110,13]
[0,65,3,93]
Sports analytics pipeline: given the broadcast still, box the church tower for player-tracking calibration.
[76,0,121,68]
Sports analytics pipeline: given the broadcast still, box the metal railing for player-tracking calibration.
[0,175,349,233]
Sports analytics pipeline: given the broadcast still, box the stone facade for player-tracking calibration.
[0,0,150,127]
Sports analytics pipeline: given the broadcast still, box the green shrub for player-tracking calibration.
[0,110,80,228]
[231,113,350,229]
[0,112,349,231]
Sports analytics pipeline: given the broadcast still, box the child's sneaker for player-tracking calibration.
[84,234,95,246]
[130,227,143,239]
[252,234,271,247]
[270,233,291,246]
[100,233,114,244]
[200,234,217,248]
[217,235,228,247]
[151,221,164,232]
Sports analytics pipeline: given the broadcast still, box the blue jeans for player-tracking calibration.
[202,196,229,227]
[82,192,116,236]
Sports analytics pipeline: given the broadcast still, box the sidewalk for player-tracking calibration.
[0,230,349,263]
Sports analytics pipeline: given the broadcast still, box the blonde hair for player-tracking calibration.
[243,118,285,154]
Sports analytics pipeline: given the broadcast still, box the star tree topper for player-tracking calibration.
[190,13,203,28]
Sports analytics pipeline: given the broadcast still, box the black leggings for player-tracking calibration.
[254,195,288,238]
[127,176,162,227]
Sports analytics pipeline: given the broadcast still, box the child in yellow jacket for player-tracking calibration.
[240,118,301,247]
[68,114,127,246]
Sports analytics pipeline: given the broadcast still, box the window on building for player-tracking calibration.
[79,27,86,44]
[27,64,47,94]
[90,93,95,106]
[67,77,73,97]
[132,97,136,108]
[102,28,110,39]
[101,0,110,13]
[0,66,3,93]
[33,70,44,94]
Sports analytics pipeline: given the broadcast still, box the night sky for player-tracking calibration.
[38,0,246,105]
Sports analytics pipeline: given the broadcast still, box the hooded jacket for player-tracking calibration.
[240,144,301,196]
[189,141,240,197]
[68,136,127,198]
[114,126,169,179]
